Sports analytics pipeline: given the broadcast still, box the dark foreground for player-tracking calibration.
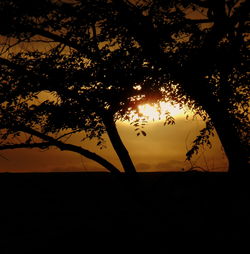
[1,172,250,253]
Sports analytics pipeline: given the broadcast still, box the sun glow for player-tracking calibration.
[137,102,184,121]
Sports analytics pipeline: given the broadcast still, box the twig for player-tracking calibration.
[0,153,8,160]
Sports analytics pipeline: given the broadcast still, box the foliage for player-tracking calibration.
[0,0,249,173]
[186,120,214,161]
[0,0,149,174]
[112,0,249,171]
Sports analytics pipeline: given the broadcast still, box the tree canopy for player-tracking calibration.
[0,0,249,174]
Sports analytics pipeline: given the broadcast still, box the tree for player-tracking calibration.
[0,0,154,175]
[0,0,249,174]
[112,0,249,174]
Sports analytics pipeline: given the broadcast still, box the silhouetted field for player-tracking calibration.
[2,172,250,253]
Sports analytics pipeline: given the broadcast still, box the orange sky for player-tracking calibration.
[0,4,230,173]
[0,108,228,173]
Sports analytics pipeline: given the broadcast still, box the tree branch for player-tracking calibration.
[0,57,29,73]
[32,28,81,51]
[0,57,64,95]
[55,129,82,141]
[0,142,50,150]
[30,28,95,59]
[13,126,121,174]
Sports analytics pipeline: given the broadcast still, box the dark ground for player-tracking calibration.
[1,171,250,253]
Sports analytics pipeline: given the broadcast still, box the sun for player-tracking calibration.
[137,102,184,121]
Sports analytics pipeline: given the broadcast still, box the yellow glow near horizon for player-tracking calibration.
[127,102,184,122]
[138,102,184,121]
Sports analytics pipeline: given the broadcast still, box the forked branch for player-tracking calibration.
[0,125,121,175]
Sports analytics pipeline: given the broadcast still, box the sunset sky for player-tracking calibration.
[1,4,247,253]
[0,103,228,173]
[1,0,240,174]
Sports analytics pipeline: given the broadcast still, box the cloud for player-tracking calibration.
[47,164,107,172]
[136,163,151,171]
[155,160,184,171]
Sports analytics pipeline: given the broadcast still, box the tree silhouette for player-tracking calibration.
[112,0,249,173]
[0,0,249,174]
[0,0,153,175]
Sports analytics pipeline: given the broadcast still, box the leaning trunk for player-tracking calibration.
[211,112,248,174]
[202,98,249,174]
[103,114,137,175]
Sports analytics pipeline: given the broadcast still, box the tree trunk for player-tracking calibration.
[115,0,249,174]
[202,97,249,175]
[212,116,248,175]
[180,69,249,174]
[103,114,137,175]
